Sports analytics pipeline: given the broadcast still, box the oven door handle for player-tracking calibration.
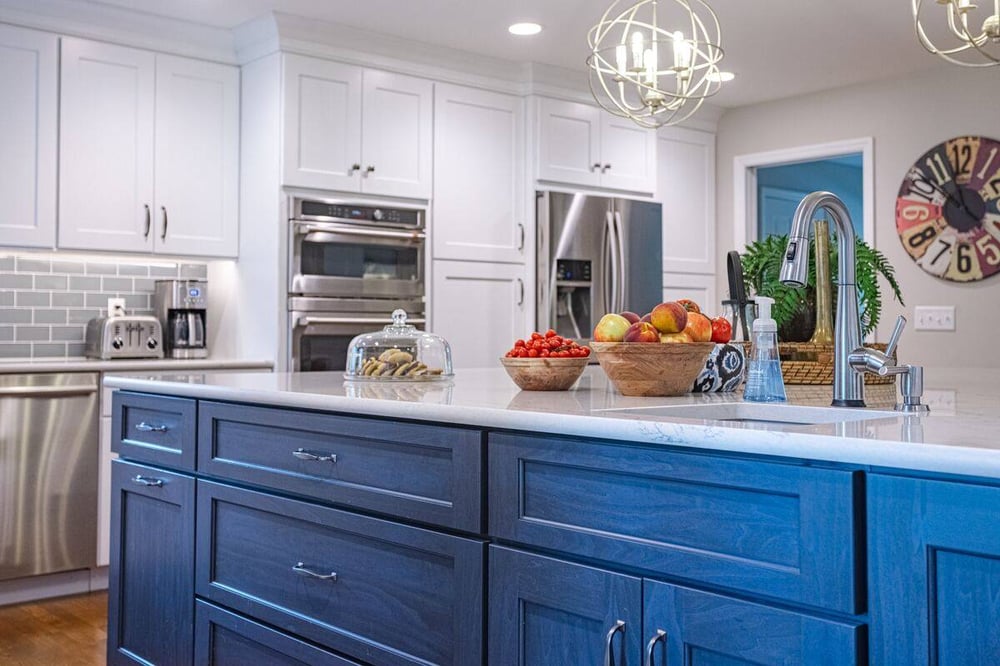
[297,225,426,243]
[297,316,427,327]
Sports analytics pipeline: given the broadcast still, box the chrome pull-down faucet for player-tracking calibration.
[779,191,865,407]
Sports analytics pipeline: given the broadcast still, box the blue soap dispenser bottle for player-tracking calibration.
[743,295,787,402]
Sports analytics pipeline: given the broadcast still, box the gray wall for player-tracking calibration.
[716,65,1000,368]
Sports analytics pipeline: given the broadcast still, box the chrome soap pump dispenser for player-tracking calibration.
[743,295,787,403]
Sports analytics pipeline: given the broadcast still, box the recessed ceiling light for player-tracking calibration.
[707,71,736,83]
[508,22,542,36]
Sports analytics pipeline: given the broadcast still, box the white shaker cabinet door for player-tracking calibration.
[0,25,57,249]
[431,260,527,369]
[282,54,362,191]
[537,97,601,187]
[154,55,239,257]
[658,126,715,275]
[600,114,657,194]
[361,70,433,199]
[59,38,155,252]
[434,84,525,263]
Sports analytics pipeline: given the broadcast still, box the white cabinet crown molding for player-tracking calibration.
[0,0,236,64]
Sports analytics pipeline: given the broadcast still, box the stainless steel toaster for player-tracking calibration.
[85,315,164,359]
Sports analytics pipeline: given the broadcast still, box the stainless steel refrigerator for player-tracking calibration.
[537,191,662,343]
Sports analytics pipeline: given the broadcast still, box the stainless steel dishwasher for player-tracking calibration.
[0,372,99,580]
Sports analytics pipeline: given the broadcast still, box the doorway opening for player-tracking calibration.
[733,138,874,249]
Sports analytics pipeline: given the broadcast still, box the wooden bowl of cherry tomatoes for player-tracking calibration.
[501,330,591,391]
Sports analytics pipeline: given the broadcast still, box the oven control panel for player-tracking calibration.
[298,201,422,228]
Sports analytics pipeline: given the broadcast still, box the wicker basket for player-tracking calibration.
[739,341,896,385]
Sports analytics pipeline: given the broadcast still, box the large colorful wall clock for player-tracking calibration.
[896,135,1000,282]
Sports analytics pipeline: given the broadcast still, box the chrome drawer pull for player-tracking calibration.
[292,562,338,581]
[292,448,337,463]
[604,620,626,666]
[135,422,169,433]
[132,475,163,487]
[645,629,667,666]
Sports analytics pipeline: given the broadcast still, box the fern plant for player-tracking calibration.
[741,233,904,340]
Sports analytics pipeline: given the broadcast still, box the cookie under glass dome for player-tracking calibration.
[344,309,453,381]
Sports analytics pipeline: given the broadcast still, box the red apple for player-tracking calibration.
[624,321,660,343]
[593,313,632,342]
[619,311,641,324]
[640,313,652,323]
[683,311,713,342]
[650,301,688,334]
[660,331,692,343]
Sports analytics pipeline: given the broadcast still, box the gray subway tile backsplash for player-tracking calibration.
[35,275,68,290]
[0,253,205,358]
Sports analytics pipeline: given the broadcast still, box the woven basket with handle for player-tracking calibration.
[738,342,896,385]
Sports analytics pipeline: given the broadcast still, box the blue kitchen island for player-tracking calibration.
[103,367,1000,665]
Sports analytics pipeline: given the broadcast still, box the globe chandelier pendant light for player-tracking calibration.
[587,0,724,129]
[912,0,1000,67]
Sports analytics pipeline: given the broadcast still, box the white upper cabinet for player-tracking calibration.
[658,126,716,275]
[433,83,526,263]
[154,55,239,257]
[283,54,433,199]
[59,38,239,257]
[537,97,656,194]
[0,25,57,249]
[59,38,156,253]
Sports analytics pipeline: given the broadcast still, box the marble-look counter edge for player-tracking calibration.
[0,358,275,373]
[103,374,1000,481]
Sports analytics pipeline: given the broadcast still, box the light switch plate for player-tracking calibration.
[914,306,955,331]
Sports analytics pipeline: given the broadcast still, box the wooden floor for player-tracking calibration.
[0,592,107,665]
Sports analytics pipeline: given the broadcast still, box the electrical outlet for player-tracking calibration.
[914,306,955,331]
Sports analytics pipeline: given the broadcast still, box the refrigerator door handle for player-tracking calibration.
[613,210,626,313]
[606,209,620,314]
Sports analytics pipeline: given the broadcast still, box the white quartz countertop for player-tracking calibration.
[0,357,274,374]
[103,366,1000,479]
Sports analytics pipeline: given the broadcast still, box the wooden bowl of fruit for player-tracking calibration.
[501,331,591,391]
[590,300,728,397]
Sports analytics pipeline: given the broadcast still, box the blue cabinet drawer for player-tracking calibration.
[197,401,483,531]
[113,391,197,470]
[195,600,360,665]
[489,432,861,614]
[195,479,485,666]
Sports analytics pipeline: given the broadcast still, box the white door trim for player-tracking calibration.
[733,137,874,249]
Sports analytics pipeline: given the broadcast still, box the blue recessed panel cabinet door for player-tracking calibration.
[489,546,642,665]
[869,474,1000,665]
[642,581,862,665]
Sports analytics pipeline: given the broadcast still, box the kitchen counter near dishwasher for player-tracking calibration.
[104,365,1000,480]
[0,357,274,373]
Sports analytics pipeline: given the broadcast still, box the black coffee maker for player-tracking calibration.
[154,279,208,359]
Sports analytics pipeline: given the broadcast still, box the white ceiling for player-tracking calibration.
[77,0,948,107]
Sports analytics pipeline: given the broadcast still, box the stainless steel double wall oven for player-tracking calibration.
[288,196,427,371]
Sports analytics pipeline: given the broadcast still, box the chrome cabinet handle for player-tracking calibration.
[135,422,169,433]
[602,163,612,173]
[293,447,337,463]
[516,278,524,307]
[517,222,525,251]
[160,206,168,241]
[143,204,151,239]
[645,630,667,666]
[364,165,375,176]
[293,562,338,581]
[349,163,361,174]
[132,475,163,487]
[603,620,626,666]
[591,162,602,172]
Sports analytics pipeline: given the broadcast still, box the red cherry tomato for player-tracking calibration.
[710,317,733,343]
[545,329,557,338]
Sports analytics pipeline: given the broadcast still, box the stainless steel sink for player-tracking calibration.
[598,402,900,426]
